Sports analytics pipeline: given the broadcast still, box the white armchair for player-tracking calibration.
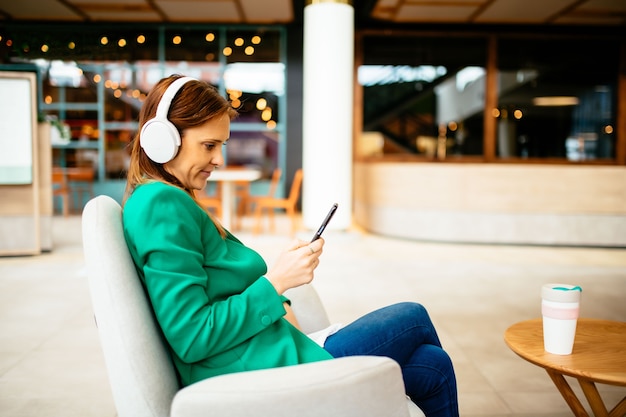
[82,195,425,417]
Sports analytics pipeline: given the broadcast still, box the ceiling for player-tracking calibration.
[0,0,624,26]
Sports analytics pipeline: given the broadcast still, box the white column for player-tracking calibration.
[302,0,354,231]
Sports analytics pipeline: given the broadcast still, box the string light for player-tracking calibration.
[223,46,232,56]
[205,33,215,42]
[118,39,127,47]
[251,35,261,44]
[245,46,254,55]
[137,35,145,44]
[100,36,108,45]
[234,37,244,47]
[172,35,182,45]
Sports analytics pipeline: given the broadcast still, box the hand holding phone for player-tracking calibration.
[311,203,338,242]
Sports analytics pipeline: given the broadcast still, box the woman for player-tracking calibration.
[123,74,458,417]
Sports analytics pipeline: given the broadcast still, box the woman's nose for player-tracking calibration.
[213,150,224,167]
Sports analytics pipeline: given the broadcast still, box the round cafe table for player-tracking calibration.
[208,168,261,229]
[504,318,626,417]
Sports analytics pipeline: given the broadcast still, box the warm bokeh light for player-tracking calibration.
[118,39,127,47]
[533,96,579,106]
[492,108,500,118]
[100,36,108,45]
[172,35,182,45]
[68,42,75,49]
[251,35,261,44]
[448,121,457,131]
[231,98,241,108]
[227,89,242,99]
[44,95,52,104]
[605,125,614,134]
[137,35,146,44]
[266,120,276,129]
[41,44,49,53]
[514,109,523,119]
[244,46,254,55]
[256,98,267,110]
[205,33,215,42]
[223,46,232,56]
[234,37,244,47]
[114,89,122,98]
[261,108,272,121]
[93,74,101,83]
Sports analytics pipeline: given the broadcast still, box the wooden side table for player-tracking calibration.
[504,318,626,417]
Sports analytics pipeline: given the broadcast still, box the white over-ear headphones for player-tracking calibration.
[140,76,196,163]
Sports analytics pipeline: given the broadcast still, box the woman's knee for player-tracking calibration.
[388,302,436,329]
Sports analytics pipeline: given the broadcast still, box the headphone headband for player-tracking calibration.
[155,76,196,119]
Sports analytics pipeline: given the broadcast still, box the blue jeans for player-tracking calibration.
[323,302,459,417]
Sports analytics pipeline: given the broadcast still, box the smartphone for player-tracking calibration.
[311,203,338,242]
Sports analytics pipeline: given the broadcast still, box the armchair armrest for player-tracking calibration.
[171,356,414,417]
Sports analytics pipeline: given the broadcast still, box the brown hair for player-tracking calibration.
[124,74,237,234]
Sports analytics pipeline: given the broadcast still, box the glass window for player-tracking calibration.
[497,37,619,160]
[164,28,221,63]
[3,24,286,183]
[359,35,487,158]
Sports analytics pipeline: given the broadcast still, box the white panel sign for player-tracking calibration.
[0,77,34,184]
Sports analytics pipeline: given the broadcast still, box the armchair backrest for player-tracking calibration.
[82,195,179,417]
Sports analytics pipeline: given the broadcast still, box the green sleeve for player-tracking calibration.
[123,184,286,363]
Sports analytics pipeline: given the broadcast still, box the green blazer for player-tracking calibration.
[123,181,332,386]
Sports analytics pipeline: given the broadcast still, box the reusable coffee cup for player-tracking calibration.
[541,283,582,355]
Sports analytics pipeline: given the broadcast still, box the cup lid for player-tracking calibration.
[542,283,582,302]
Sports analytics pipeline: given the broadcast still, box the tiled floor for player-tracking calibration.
[1,214,625,417]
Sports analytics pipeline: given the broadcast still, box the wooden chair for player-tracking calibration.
[66,166,95,212]
[235,168,282,230]
[52,167,70,217]
[195,183,222,218]
[254,169,303,235]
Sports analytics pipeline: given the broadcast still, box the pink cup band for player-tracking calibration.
[542,304,579,320]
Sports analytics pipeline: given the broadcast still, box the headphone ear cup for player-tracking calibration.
[140,116,181,163]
